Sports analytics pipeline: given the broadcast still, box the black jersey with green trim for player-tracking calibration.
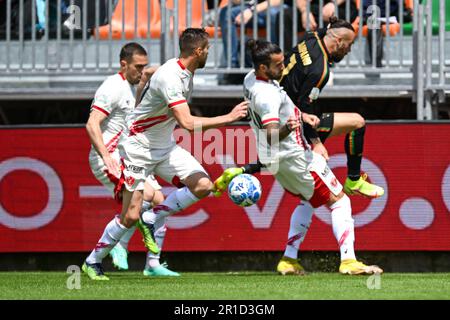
[279,28,332,117]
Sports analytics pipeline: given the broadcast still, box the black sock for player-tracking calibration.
[242,160,264,174]
[345,126,365,180]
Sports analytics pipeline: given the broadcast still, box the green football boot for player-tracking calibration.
[344,174,384,198]
[82,261,109,281]
[213,167,244,197]
[109,244,129,270]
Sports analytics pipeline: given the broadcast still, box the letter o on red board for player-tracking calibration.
[0,157,63,230]
[314,154,388,227]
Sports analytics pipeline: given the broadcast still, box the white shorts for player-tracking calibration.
[266,151,343,208]
[119,136,208,192]
[89,148,162,200]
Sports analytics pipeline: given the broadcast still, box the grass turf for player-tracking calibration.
[0,272,449,300]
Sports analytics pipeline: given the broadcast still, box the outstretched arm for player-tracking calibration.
[171,101,249,131]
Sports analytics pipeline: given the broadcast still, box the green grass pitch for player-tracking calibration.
[1,272,450,300]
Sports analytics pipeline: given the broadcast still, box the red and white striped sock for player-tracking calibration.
[330,195,356,261]
[118,225,136,250]
[283,202,313,259]
[86,216,129,264]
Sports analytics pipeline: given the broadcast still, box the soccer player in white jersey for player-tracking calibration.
[243,39,383,275]
[82,28,248,280]
[82,43,177,280]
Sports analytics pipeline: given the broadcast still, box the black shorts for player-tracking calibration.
[317,112,334,143]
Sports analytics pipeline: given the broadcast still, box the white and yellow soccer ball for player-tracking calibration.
[227,174,262,207]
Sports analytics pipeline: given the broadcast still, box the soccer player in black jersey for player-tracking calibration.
[215,17,384,199]
[213,16,385,275]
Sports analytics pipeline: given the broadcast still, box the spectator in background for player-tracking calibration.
[363,0,402,69]
[276,0,358,51]
[219,0,286,84]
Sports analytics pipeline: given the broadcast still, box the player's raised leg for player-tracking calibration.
[327,112,384,198]
[140,171,211,228]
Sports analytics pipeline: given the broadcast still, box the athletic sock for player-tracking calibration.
[118,226,136,250]
[345,126,365,180]
[141,187,199,225]
[86,215,129,264]
[283,202,314,259]
[329,195,356,261]
[145,218,167,269]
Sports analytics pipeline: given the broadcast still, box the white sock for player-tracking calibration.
[330,195,356,261]
[86,216,129,264]
[283,202,313,259]
[118,226,136,250]
[145,217,167,269]
[141,187,199,225]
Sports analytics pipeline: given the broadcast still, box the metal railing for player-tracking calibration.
[0,0,449,119]
[415,0,449,119]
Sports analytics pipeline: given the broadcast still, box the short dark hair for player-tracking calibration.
[328,16,355,32]
[246,39,282,69]
[179,28,209,56]
[119,42,147,62]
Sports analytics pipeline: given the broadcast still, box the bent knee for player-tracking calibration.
[353,114,365,129]
[192,178,214,199]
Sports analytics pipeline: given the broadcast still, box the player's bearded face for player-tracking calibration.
[265,53,285,80]
[331,36,354,63]
[197,44,210,69]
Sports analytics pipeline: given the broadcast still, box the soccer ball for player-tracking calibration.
[227,174,262,207]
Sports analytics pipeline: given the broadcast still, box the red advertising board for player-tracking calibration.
[1,124,450,252]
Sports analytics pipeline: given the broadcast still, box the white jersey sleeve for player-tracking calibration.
[91,78,122,116]
[254,87,282,126]
[159,76,187,109]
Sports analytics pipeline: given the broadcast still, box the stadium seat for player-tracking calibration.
[95,0,161,39]
[140,0,226,38]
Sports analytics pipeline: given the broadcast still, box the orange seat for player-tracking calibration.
[96,0,161,39]
[361,23,401,36]
[137,0,227,39]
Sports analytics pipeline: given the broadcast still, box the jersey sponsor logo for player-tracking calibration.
[321,166,330,177]
[125,164,144,174]
[298,41,312,66]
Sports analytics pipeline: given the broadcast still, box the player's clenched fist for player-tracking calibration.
[285,115,301,132]
[228,100,249,122]
[301,112,320,129]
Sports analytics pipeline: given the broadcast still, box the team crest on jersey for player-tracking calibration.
[331,177,338,188]
[125,176,135,186]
